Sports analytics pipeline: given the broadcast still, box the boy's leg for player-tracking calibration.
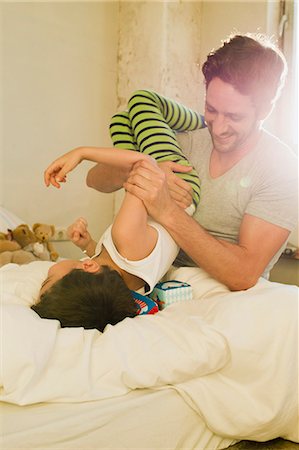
[109,111,137,151]
[128,90,205,208]
[110,90,204,207]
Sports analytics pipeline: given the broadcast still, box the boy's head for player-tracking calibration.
[31,261,137,332]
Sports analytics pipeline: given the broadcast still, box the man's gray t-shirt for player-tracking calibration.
[175,128,298,278]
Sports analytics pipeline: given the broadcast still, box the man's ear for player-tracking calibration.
[81,259,100,273]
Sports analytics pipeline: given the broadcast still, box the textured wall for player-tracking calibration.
[117,1,203,111]
[114,1,203,212]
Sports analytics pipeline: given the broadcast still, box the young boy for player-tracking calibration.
[32,147,181,331]
[32,91,204,331]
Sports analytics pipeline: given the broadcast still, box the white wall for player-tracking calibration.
[1,2,119,254]
[0,5,3,206]
[117,1,203,108]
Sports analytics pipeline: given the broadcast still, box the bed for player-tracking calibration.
[1,255,298,450]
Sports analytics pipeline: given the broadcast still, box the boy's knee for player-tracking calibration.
[110,111,130,123]
[128,89,155,109]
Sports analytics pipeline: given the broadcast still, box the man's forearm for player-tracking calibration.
[161,205,258,291]
[86,163,129,193]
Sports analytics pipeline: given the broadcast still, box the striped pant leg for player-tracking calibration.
[109,111,137,150]
[127,90,204,207]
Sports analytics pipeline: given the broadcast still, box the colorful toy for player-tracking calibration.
[149,280,193,309]
[132,290,159,315]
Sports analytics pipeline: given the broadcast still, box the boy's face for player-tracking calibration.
[39,260,83,296]
[204,77,260,155]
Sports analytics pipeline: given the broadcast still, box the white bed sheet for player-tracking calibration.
[0,389,237,450]
[0,261,298,449]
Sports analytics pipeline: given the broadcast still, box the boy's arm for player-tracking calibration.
[111,191,158,261]
[44,146,158,260]
[44,146,154,189]
[67,217,97,257]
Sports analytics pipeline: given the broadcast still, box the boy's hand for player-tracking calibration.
[67,217,92,251]
[44,148,83,188]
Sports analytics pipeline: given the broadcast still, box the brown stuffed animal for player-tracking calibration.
[11,224,37,247]
[0,223,59,267]
[0,249,40,266]
[0,229,21,252]
[32,223,59,262]
[0,224,39,267]
[0,224,37,254]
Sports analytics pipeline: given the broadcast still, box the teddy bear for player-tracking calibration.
[32,223,59,262]
[0,223,59,267]
[0,229,22,252]
[0,224,39,266]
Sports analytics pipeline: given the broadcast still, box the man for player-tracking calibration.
[87,33,298,291]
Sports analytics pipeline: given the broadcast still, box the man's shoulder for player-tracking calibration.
[260,129,297,162]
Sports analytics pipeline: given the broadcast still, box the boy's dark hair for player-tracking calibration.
[31,266,138,332]
[202,33,287,114]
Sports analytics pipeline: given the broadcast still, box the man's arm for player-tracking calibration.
[158,208,289,290]
[86,159,194,209]
[124,160,290,290]
[86,163,129,193]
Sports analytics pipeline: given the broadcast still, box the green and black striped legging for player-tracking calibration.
[109,89,205,208]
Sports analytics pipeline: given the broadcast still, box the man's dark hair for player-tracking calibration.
[202,33,287,114]
[31,266,138,332]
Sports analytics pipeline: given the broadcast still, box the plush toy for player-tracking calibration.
[11,224,37,247]
[32,223,59,262]
[0,249,41,266]
[0,224,37,253]
[0,223,59,267]
[0,229,21,252]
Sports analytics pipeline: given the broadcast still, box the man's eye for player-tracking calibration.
[229,115,242,121]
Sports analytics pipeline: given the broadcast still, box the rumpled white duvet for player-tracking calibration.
[0,261,298,442]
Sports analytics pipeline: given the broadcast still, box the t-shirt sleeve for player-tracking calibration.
[101,223,179,293]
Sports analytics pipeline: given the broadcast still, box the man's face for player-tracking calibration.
[205,77,260,154]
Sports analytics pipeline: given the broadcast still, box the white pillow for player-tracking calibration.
[0,206,24,233]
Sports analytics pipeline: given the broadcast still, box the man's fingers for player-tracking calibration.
[159,161,193,173]
[133,159,162,176]
[123,181,149,202]
[172,173,193,191]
